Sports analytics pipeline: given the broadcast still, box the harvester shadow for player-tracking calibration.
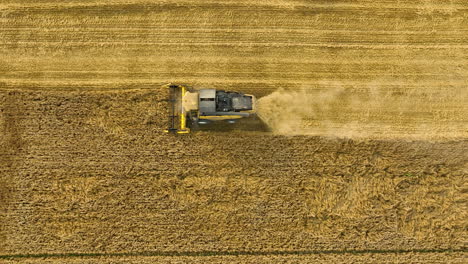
[189,115,271,133]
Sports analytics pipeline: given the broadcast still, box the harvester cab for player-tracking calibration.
[165,84,256,134]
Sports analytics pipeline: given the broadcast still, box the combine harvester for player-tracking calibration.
[165,84,257,134]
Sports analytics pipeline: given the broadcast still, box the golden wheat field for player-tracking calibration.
[1,0,467,263]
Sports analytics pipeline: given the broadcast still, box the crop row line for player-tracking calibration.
[1,248,467,259]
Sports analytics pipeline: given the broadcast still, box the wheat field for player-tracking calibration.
[1,0,467,263]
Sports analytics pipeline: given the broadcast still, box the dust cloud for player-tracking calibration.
[256,83,468,140]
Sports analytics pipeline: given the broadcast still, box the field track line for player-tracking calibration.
[1,1,467,11]
[2,43,468,49]
[1,248,467,259]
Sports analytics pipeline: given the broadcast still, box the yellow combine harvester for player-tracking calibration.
[165,84,256,134]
